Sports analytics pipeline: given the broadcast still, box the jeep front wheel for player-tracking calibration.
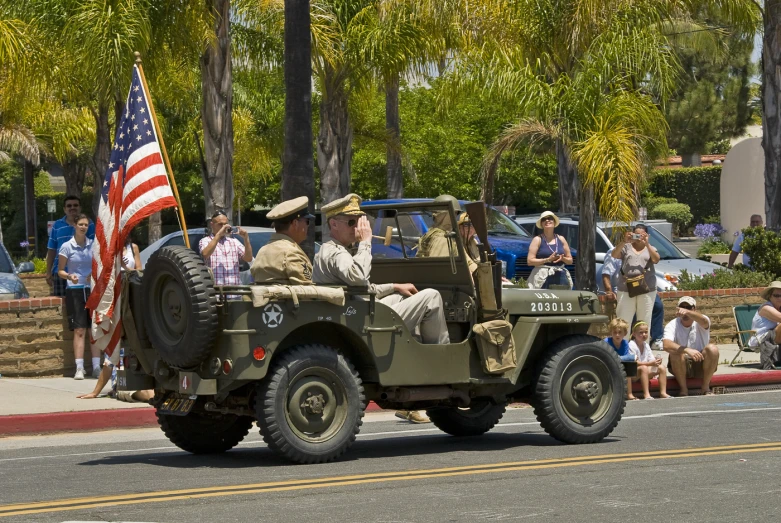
[533,335,626,444]
[255,344,365,464]
[427,401,507,437]
[156,410,253,454]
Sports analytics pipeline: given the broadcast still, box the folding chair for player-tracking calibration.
[730,304,762,366]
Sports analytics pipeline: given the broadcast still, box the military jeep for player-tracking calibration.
[120,200,629,464]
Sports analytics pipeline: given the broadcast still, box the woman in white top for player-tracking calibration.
[750,281,781,370]
[527,211,573,289]
[121,238,142,272]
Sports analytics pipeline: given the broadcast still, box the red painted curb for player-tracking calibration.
[0,401,386,437]
[632,371,781,394]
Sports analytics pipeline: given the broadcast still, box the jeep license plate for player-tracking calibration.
[158,395,195,417]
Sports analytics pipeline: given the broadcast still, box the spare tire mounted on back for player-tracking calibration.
[142,245,218,368]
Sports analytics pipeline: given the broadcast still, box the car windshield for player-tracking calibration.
[0,245,12,273]
[603,226,686,260]
[486,208,530,237]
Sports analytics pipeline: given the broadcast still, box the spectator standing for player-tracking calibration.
[602,254,665,348]
[663,296,719,396]
[57,214,100,380]
[199,210,253,289]
[629,321,671,400]
[46,196,95,297]
[748,281,781,370]
[612,224,659,340]
[527,211,573,290]
[728,214,763,269]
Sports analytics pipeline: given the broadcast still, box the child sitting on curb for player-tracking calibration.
[604,318,635,363]
[629,321,672,400]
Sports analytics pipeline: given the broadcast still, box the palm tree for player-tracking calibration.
[445,0,758,290]
[761,1,781,230]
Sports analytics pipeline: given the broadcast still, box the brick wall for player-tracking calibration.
[20,274,53,298]
[590,288,765,342]
[0,297,93,377]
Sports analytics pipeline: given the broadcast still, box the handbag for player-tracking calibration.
[625,273,650,297]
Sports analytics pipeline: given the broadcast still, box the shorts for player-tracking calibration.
[65,287,91,331]
[51,275,67,297]
[668,352,704,379]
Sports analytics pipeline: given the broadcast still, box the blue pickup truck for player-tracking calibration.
[360,199,576,281]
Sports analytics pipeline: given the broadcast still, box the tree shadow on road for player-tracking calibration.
[77,428,622,470]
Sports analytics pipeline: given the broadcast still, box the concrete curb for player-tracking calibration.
[631,370,781,395]
[0,401,385,437]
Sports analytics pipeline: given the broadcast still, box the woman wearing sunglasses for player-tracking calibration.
[527,211,573,290]
[749,281,781,370]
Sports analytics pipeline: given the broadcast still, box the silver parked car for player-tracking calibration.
[0,241,33,300]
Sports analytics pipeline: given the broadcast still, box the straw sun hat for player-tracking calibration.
[761,281,781,301]
[536,211,560,229]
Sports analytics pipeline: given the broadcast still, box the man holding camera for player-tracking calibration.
[662,296,720,396]
[199,210,253,287]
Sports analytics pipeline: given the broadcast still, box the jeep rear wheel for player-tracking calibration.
[427,400,507,437]
[157,410,253,454]
[255,344,365,464]
[142,246,218,368]
[533,335,626,444]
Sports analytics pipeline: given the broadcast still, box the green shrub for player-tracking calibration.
[696,238,731,256]
[676,267,775,290]
[741,227,781,278]
[649,203,693,236]
[641,194,677,213]
[33,257,47,274]
[647,166,721,225]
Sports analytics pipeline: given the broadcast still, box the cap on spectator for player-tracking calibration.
[761,281,781,301]
[536,211,560,228]
[267,196,314,224]
[323,193,364,219]
[678,296,697,308]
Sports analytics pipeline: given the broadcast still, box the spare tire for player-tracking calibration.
[142,245,218,368]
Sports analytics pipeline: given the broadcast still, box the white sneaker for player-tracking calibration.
[74,368,85,380]
[651,339,663,351]
[92,367,102,379]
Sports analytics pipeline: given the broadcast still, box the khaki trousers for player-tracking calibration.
[381,288,450,344]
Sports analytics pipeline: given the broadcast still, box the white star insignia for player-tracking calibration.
[136,96,142,103]
[103,180,108,187]
[108,162,114,168]
[136,134,142,141]
[119,145,124,151]
[146,130,152,136]
[119,132,124,139]
[113,143,118,150]
[143,118,149,125]
[139,108,145,113]
[133,85,139,92]
[133,124,138,130]
[131,114,135,120]
[128,143,132,149]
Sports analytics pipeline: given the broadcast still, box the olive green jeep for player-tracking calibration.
[119,200,630,464]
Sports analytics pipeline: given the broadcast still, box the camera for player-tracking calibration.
[229,226,239,234]
[631,233,642,240]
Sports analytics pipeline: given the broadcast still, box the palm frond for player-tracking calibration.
[0,122,40,165]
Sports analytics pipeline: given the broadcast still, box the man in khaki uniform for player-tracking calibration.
[417,194,460,259]
[313,193,450,345]
[251,196,314,285]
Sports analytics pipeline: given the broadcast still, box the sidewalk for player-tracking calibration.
[1,344,780,437]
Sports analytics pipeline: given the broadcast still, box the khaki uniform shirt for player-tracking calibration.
[418,228,480,273]
[251,233,313,285]
[313,240,395,298]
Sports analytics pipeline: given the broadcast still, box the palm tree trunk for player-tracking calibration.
[386,73,403,198]
[91,103,111,217]
[576,184,597,291]
[481,154,500,205]
[200,0,234,219]
[763,2,781,231]
[556,139,579,213]
[283,0,316,258]
[317,67,353,206]
[62,158,86,198]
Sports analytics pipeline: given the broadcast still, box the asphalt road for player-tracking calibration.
[2,391,781,522]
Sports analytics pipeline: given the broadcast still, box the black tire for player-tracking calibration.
[533,334,626,444]
[142,246,218,368]
[427,400,507,437]
[255,344,365,464]
[156,410,253,454]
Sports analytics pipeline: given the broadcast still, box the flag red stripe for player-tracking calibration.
[124,152,162,182]
[123,175,172,208]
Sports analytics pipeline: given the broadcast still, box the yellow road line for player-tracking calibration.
[2,442,780,518]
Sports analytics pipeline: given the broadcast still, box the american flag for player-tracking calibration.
[86,65,177,356]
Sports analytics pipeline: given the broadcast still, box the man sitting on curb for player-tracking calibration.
[662,296,719,396]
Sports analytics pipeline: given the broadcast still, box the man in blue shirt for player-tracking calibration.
[46,196,95,296]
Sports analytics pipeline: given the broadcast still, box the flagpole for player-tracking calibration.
[133,51,190,249]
